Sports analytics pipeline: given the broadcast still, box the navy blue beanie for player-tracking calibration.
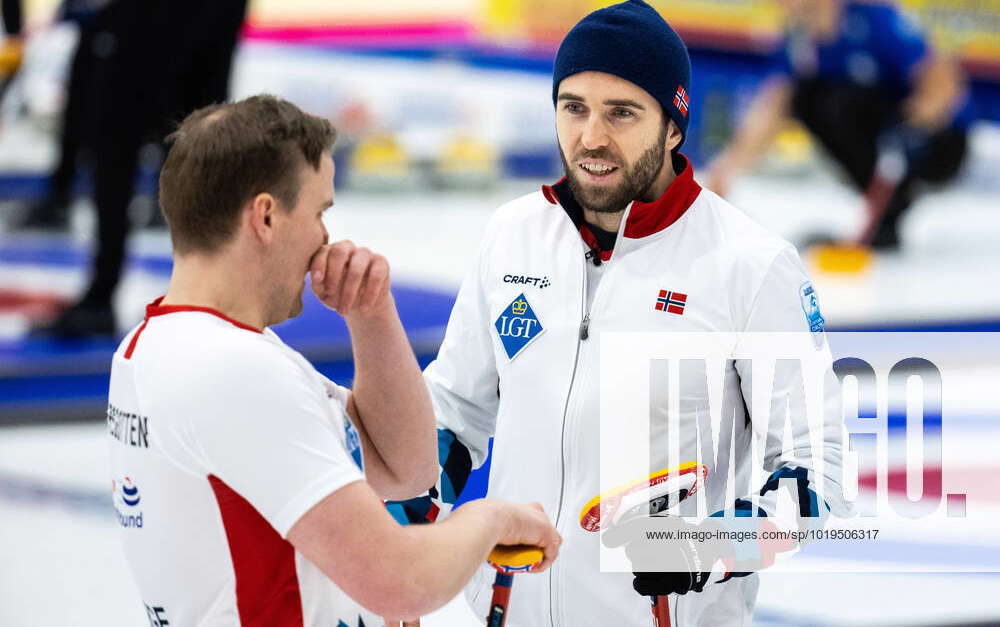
[552,0,692,146]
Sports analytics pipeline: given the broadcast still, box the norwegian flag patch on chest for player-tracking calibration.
[655,290,687,315]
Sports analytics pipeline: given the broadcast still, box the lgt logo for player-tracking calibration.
[494,293,544,360]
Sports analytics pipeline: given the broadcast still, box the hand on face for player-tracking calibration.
[309,240,392,318]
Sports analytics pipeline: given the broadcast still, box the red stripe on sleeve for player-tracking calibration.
[208,475,304,627]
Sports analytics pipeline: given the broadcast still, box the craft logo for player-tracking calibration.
[112,476,144,529]
[503,274,550,289]
[654,289,687,315]
[494,293,544,359]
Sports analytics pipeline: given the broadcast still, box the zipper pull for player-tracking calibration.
[579,313,591,340]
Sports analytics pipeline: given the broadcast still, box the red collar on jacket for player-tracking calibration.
[124,296,262,359]
[144,296,262,333]
[542,153,701,261]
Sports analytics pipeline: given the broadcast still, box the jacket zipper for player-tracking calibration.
[549,205,629,627]
[549,251,589,627]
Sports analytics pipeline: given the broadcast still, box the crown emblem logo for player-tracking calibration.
[495,293,544,359]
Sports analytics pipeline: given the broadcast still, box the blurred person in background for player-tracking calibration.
[705,0,974,250]
[35,0,247,337]
[10,0,111,230]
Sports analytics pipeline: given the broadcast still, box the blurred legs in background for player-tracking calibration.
[790,79,968,249]
[11,4,101,231]
[37,0,248,338]
[1,0,21,36]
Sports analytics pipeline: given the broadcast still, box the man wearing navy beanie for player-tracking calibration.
[551,0,693,228]
[396,1,850,626]
[552,0,692,145]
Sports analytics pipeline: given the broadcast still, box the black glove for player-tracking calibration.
[602,516,730,597]
[632,540,711,596]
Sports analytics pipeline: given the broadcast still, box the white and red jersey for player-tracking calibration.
[423,155,849,626]
[107,299,376,627]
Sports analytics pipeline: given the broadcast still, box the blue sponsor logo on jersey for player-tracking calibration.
[121,478,141,506]
[800,282,825,346]
[113,477,144,528]
[345,417,363,471]
[494,293,544,360]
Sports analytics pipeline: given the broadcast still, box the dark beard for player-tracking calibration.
[560,123,668,214]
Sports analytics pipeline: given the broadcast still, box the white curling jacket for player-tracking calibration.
[423,156,849,627]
